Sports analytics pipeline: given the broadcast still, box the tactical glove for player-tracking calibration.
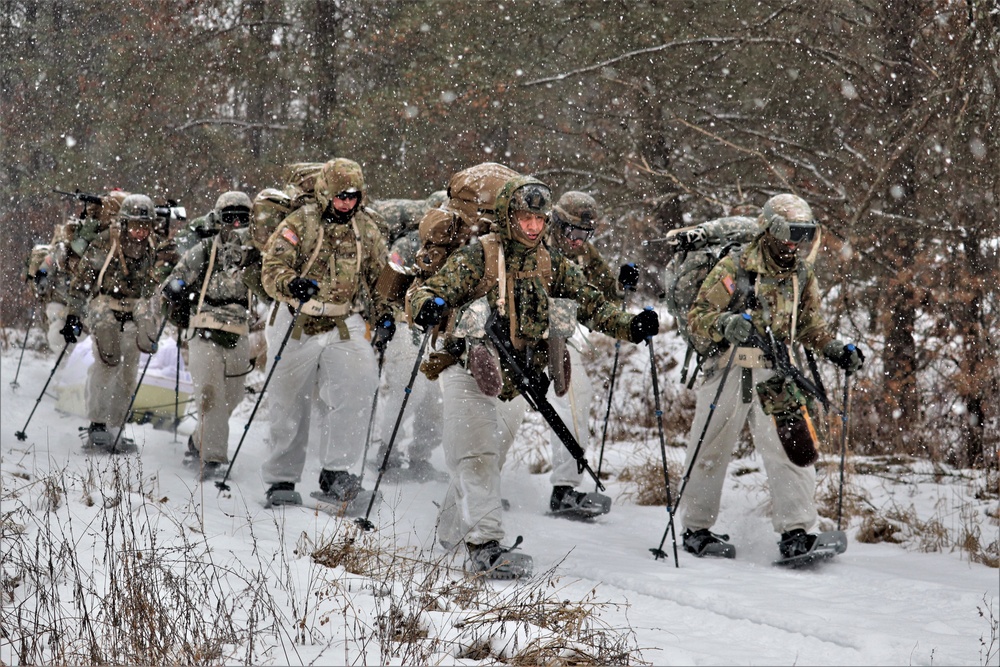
[668,228,708,252]
[371,316,396,354]
[618,263,640,291]
[628,307,660,343]
[60,314,83,345]
[33,268,48,286]
[414,297,446,330]
[718,312,753,345]
[288,277,319,302]
[823,340,865,373]
[164,278,188,305]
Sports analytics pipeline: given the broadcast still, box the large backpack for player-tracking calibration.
[249,162,325,251]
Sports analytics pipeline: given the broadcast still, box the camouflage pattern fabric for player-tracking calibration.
[173,213,218,258]
[261,201,390,336]
[688,236,836,359]
[548,240,621,304]
[66,226,161,315]
[369,192,446,244]
[411,175,634,401]
[755,373,811,421]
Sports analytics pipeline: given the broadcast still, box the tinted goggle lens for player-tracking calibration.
[560,221,593,242]
[335,191,360,201]
[788,223,816,244]
[221,210,250,226]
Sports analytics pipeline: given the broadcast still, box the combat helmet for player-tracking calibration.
[118,194,156,226]
[759,194,816,244]
[214,190,252,228]
[315,158,365,213]
[551,191,599,246]
[494,175,552,248]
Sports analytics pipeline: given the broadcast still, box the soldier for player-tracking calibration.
[173,191,253,258]
[680,193,864,560]
[64,194,164,449]
[259,158,394,508]
[409,174,659,578]
[543,191,624,519]
[160,192,258,480]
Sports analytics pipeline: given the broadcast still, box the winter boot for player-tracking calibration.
[405,458,448,483]
[183,435,200,465]
[265,482,302,508]
[466,537,533,580]
[682,528,736,558]
[318,469,363,502]
[549,485,612,519]
[83,422,114,449]
[778,529,817,559]
[200,461,224,481]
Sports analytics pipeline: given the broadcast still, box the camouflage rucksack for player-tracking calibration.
[661,216,760,358]
[249,162,325,251]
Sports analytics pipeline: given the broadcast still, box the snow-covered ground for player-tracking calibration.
[2,328,997,666]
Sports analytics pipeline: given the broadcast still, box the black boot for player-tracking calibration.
[779,529,817,559]
[682,528,736,558]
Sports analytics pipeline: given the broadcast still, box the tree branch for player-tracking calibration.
[170,118,291,132]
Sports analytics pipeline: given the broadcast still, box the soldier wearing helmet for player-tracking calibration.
[681,193,865,562]
[258,157,394,508]
[542,191,626,520]
[174,190,252,257]
[408,174,660,579]
[64,193,165,450]
[160,190,261,480]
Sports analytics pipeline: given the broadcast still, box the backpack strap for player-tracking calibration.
[473,234,502,303]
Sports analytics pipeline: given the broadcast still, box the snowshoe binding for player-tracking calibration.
[548,485,612,520]
[774,529,847,568]
[466,536,533,580]
[682,528,737,558]
[80,423,136,454]
[309,469,381,514]
[264,482,302,508]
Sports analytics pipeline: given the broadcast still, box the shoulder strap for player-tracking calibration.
[194,235,219,317]
[472,234,502,302]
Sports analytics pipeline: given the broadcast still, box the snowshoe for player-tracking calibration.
[548,486,612,520]
[264,482,302,508]
[466,536,533,580]
[682,528,737,558]
[79,423,137,454]
[383,458,448,484]
[773,529,847,568]
[311,469,381,514]
[199,461,226,482]
[309,489,381,515]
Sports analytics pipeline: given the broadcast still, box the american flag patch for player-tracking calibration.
[281,228,299,245]
[722,275,736,294]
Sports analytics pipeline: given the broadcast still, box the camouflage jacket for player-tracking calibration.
[173,213,218,258]
[548,239,622,305]
[65,227,161,314]
[163,227,255,333]
[688,237,835,357]
[411,237,633,398]
[262,202,390,334]
[41,217,104,305]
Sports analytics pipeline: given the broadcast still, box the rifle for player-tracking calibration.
[53,188,104,205]
[484,310,605,491]
[745,320,830,411]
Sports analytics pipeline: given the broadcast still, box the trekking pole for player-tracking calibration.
[9,305,36,390]
[110,309,171,454]
[644,313,680,568]
[595,264,637,490]
[836,368,853,530]
[356,345,386,488]
[14,339,71,441]
[216,304,303,493]
[355,322,434,531]
[651,338,740,562]
[172,327,182,442]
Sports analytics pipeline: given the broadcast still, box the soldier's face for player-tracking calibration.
[127,224,151,241]
[514,211,546,242]
[332,191,359,213]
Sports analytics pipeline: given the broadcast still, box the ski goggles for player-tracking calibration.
[220,209,251,227]
[559,221,594,242]
[335,191,360,201]
[787,223,816,245]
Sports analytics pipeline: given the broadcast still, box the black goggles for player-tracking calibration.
[335,191,360,201]
[220,209,251,226]
[559,221,593,242]
[787,223,817,244]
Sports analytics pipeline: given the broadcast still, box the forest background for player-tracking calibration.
[1,0,997,471]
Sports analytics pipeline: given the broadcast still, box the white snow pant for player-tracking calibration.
[437,365,527,547]
[678,364,818,534]
[547,344,593,488]
[261,308,378,485]
[375,327,442,463]
[46,301,75,356]
[86,321,139,428]
[188,334,249,464]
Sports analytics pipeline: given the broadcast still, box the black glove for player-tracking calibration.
[371,316,396,354]
[628,307,660,343]
[33,268,48,286]
[288,277,319,302]
[823,340,865,373]
[163,278,188,305]
[618,263,639,291]
[667,228,708,252]
[414,297,446,330]
[60,314,83,345]
[718,312,753,345]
